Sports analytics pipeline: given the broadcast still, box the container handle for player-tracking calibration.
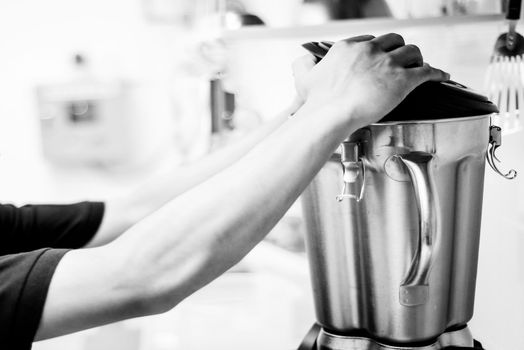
[396,152,438,307]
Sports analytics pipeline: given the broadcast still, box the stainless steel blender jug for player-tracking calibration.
[300,42,516,348]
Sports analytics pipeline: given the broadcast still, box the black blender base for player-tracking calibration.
[297,324,486,350]
[447,340,485,349]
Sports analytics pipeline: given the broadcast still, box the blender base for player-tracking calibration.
[298,324,486,350]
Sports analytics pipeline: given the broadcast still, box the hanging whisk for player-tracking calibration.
[485,0,524,133]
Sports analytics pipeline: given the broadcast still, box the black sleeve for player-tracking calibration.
[0,248,69,349]
[0,202,105,255]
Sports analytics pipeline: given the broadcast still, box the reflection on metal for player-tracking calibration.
[302,116,492,342]
[316,326,474,350]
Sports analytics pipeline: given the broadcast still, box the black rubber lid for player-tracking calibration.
[380,80,499,122]
[301,41,498,123]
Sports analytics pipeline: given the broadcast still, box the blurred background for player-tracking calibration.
[1,0,524,349]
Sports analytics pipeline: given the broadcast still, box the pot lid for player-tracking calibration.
[380,80,499,122]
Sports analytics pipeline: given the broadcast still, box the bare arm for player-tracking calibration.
[85,103,296,247]
[36,102,351,339]
[35,34,449,340]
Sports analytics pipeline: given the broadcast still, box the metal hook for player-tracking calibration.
[486,126,517,179]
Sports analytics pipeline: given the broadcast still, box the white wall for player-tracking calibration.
[0,0,212,202]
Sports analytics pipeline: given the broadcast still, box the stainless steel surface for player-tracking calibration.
[316,327,474,350]
[302,115,493,342]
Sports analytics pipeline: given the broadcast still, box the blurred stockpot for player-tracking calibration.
[36,54,175,169]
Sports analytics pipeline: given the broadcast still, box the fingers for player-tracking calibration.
[341,34,375,44]
[389,44,423,68]
[315,36,373,57]
[386,42,449,85]
[292,54,317,77]
[407,63,451,86]
[372,33,405,52]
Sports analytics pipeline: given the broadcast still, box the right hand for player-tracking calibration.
[292,34,450,129]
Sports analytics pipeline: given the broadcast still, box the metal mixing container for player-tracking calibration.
[301,115,514,344]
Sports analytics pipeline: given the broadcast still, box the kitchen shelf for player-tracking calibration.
[222,14,503,41]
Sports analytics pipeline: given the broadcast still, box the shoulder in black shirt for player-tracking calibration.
[0,201,104,349]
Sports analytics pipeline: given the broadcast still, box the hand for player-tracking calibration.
[292,34,450,129]
[291,54,317,113]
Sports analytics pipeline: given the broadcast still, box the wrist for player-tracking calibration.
[288,101,359,156]
[288,95,304,116]
[298,97,358,130]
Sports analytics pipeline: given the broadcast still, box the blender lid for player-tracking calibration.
[380,80,499,122]
[301,41,498,122]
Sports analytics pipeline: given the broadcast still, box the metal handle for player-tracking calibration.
[396,152,439,307]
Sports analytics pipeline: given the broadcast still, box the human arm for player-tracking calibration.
[85,102,298,248]
[35,34,449,340]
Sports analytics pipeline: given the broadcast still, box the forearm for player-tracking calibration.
[110,102,354,309]
[35,246,145,340]
[85,105,293,248]
[36,102,353,340]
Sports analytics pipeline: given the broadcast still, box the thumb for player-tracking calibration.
[292,54,317,100]
[408,63,450,87]
[292,54,317,78]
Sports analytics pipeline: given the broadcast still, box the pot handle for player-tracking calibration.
[396,152,438,307]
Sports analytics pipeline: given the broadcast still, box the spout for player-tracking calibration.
[336,142,365,202]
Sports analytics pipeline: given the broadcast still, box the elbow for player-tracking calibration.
[133,282,186,316]
[108,221,226,317]
[114,250,211,317]
[98,249,179,318]
[117,271,184,318]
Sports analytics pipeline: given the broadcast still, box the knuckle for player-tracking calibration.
[292,55,315,70]
[333,40,352,50]
[394,69,407,82]
[389,32,405,43]
[406,44,422,55]
[383,54,395,66]
[353,34,375,42]
[421,64,432,73]
[361,40,378,53]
